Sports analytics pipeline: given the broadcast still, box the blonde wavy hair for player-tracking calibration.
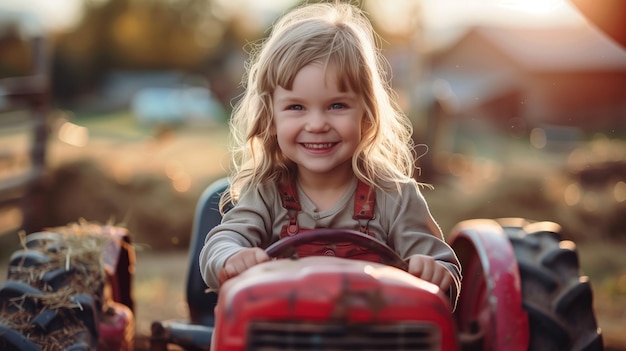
[221,1,417,212]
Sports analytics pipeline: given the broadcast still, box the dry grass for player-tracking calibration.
[0,222,115,350]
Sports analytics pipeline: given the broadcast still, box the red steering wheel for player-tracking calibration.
[265,228,408,271]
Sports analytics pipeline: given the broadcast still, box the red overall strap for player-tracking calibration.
[279,181,300,235]
[280,179,375,235]
[278,179,381,263]
[353,180,375,233]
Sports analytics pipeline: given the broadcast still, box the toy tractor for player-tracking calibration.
[149,177,603,351]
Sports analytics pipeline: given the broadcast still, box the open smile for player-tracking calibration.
[302,143,337,149]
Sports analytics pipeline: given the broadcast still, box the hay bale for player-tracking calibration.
[0,220,126,350]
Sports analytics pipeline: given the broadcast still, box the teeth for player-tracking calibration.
[304,143,333,149]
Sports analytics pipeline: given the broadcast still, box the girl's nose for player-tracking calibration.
[305,111,330,132]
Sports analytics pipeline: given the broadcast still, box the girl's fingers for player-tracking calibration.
[409,255,435,281]
[438,270,453,291]
[219,248,270,285]
[420,261,434,282]
[432,263,453,291]
[242,250,260,268]
[254,249,271,265]
[408,256,424,276]
[409,255,454,292]
[248,248,270,266]
[218,265,234,285]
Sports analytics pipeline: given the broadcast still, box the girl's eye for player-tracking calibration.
[287,105,303,111]
[330,103,345,110]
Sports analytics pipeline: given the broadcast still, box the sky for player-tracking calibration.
[0,0,83,32]
[0,0,588,38]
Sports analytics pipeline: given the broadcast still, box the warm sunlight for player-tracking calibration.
[496,0,566,14]
[2,0,586,35]
[0,0,82,31]
[417,0,586,47]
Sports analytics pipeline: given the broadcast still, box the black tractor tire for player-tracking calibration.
[499,218,603,351]
[0,232,102,351]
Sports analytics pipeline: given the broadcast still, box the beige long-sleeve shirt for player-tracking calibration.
[199,178,461,305]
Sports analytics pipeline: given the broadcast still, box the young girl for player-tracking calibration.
[199,2,461,306]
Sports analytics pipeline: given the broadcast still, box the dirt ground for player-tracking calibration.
[1,115,625,349]
[132,250,190,349]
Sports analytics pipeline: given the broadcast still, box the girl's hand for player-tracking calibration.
[218,248,270,285]
[407,254,453,292]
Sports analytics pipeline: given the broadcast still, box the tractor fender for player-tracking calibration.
[448,218,529,351]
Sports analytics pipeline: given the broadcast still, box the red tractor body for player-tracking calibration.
[213,256,457,350]
[450,219,530,350]
[209,221,538,351]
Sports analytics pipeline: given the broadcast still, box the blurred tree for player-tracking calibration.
[0,24,31,78]
[51,0,231,104]
[50,0,424,115]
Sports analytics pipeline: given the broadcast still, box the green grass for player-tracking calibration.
[72,111,153,140]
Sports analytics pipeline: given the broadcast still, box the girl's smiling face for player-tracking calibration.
[272,62,364,183]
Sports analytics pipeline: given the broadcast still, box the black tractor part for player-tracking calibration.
[0,232,103,351]
[500,218,603,351]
